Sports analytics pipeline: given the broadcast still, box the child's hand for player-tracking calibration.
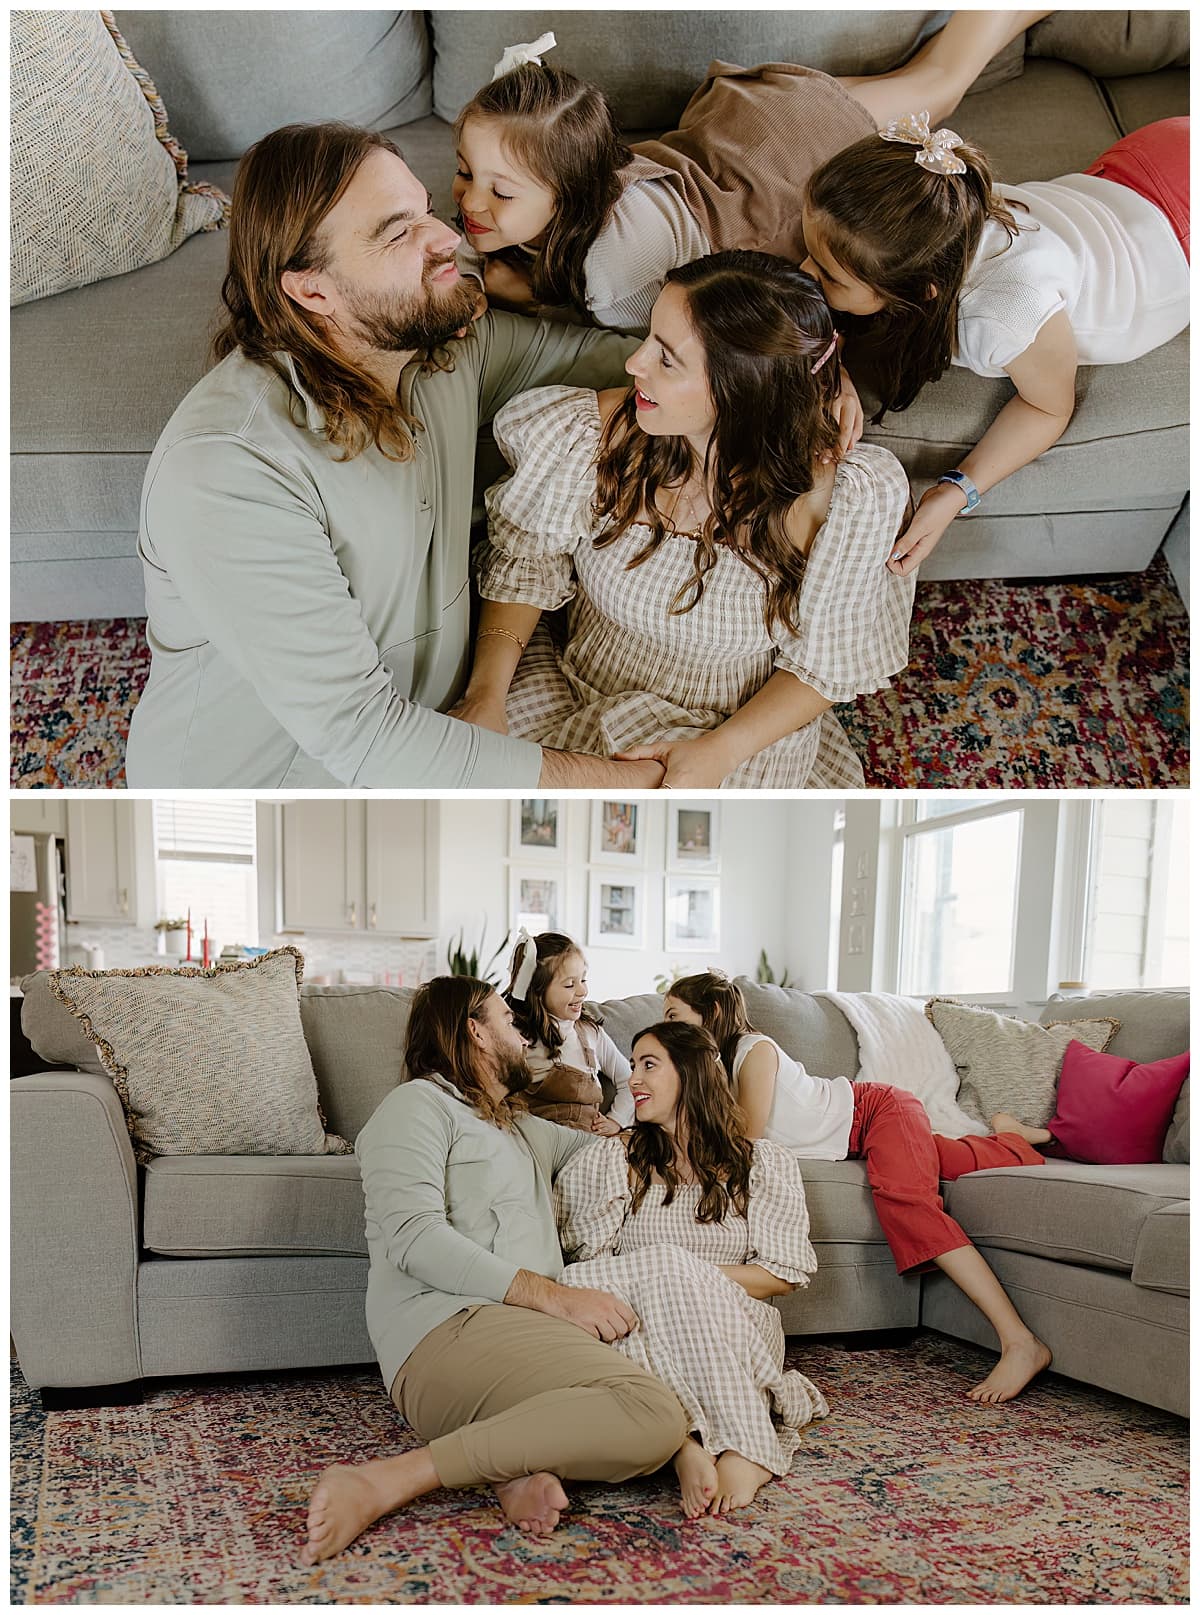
[821,366,864,462]
[451,285,489,339]
[886,482,963,575]
[484,257,537,308]
[591,1114,623,1136]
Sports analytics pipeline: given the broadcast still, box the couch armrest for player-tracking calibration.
[10,1073,141,1389]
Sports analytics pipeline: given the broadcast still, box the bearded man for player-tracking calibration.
[300,976,687,1564]
[126,122,662,788]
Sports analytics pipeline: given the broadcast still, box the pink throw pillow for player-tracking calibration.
[1048,1041,1190,1164]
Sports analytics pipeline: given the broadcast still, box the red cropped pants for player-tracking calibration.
[1086,116,1190,260]
[847,1082,1044,1276]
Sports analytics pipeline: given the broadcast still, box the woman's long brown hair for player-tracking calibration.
[626,1023,754,1223]
[806,134,1027,420]
[212,122,436,462]
[593,250,843,637]
[455,64,631,312]
[667,972,756,1078]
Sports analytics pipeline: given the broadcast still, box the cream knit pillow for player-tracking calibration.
[11,10,227,305]
[925,999,1120,1128]
[48,947,351,1163]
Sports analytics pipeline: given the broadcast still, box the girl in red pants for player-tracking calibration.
[665,974,1051,1404]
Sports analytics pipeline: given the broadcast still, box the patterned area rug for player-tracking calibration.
[9,557,1189,787]
[11,1335,1188,1605]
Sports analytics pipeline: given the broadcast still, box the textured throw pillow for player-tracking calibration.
[1163,1078,1190,1164]
[1048,1043,1191,1165]
[48,947,351,1164]
[11,10,228,305]
[925,999,1120,1127]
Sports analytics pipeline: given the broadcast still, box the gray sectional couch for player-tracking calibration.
[10,9,1190,620]
[10,976,1188,1417]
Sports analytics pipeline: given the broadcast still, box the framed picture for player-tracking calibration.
[664,875,721,951]
[510,798,563,861]
[509,868,563,937]
[667,803,720,872]
[589,800,644,865]
[588,872,645,949]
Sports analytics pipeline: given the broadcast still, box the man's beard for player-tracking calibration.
[497,1052,535,1098]
[339,254,479,353]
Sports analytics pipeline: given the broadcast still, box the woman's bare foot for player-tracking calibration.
[968,1335,1053,1404]
[494,1473,568,1537]
[710,1452,774,1514]
[673,1436,719,1519]
[300,1449,439,1565]
[990,1111,1053,1146]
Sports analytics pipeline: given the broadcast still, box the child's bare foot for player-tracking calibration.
[494,1473,568,1536]
[672,1436,719,1519]
[300,1450,437,1564]
[968,1335,1052,1404]
[710,1452,774,1514]
[990,1111,1053,1146]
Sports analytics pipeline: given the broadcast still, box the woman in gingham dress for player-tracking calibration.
[458,251,913,788]
[554,1022,828,1518]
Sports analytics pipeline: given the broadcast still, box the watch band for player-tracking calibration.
[937,470,981,514]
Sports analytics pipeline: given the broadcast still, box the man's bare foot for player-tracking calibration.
[990,1111,1053,1146]
[300,1450,438,1565]
[709,1452,774,1514]
[494,1472,568,1537]
[672,1436,719,1519]
[968,1335,1052,1404]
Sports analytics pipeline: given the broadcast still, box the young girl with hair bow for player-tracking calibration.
[802,108,1189,572]
[504,929,634,1132]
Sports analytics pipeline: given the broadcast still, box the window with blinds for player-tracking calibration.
[154,800,259,951]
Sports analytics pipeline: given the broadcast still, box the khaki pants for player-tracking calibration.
[393,1304,689,1490]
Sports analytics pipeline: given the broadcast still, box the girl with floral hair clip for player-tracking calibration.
[504,929,634,1133]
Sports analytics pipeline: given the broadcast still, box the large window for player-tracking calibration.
[154,800,259,950]
[1084,799,1188,988]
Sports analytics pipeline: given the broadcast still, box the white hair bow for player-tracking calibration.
[510,928,539,1001]
[492,31,557,81]
[879,109,967,176]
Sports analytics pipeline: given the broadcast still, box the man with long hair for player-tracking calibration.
[300,975,687,1564]
[125,122,663,790]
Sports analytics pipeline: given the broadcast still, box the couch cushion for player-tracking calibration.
[1048,1043,1190,1165]
[1028,11,1190,76]
[431,9,1023,126]
[1163,1079,1189,1165]
[21,969,108,1075]
[300,983,415,1142]
[11,10,226,305]
[1103,69,1190,135]
[732,981,860,1079]
[951,59,1119,181]
[1040,990,1190,1063]
[943,1160,1189,1273]
[593,992,666,1058]
[115,10,432,161]
[142,1153,367,1257]
[1131,1202,1189,1295]
[790,1159,887,1246]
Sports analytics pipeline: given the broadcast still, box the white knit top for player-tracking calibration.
[733,1033,855,1159]
[954,174,1189,376]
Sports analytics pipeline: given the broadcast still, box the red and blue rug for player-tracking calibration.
[9,557,1190,788]
[11,1334,1188,1604]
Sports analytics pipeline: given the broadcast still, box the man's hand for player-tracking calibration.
[614,734,728,789]
[551,1283,639,1341]
[447,691,509,734]
[484,257,537,309]
[821,365,865,462]
[886,481,963,575]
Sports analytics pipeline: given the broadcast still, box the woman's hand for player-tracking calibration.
[614,734,729,788]
[484,257,537,309]
[447,691,509,735]
[821,365,865,462]
[885,481,963,575]
[591,1114,623,1137]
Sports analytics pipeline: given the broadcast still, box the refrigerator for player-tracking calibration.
[10,832,67,978]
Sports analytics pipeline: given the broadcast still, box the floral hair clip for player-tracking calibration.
[492,31,557,81]
[879,109,968,176]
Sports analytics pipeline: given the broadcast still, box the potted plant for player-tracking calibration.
[155,917,190,958]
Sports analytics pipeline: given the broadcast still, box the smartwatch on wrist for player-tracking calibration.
[936,469,981,514]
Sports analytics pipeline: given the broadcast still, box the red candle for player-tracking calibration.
[185,908,192,962]
[202,918,210,969]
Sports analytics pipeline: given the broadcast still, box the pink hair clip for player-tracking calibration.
[811,335,839,373]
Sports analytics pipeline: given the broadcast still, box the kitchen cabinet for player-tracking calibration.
[65,799,137,924]
[10,799,67,834]
[279,801,438,937]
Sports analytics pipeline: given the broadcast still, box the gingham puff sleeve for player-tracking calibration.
[554,1136,631,1262]
[745,1140,819,1286]
[774,444,915,703]
[475,385,603,611]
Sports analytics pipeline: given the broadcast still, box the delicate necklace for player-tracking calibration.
[663,480,708,541]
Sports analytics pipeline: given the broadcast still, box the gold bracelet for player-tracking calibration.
[478,626,528,653]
